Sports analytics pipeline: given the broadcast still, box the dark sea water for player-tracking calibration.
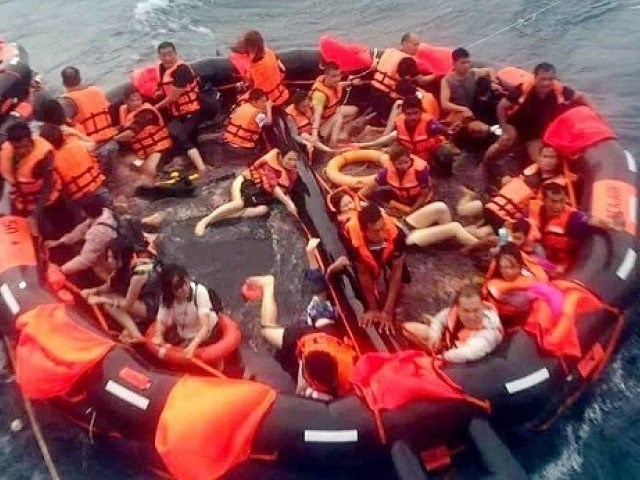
[2,0,640,478]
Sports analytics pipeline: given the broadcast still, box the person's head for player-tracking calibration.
[542,181,568,217]
[242,30,265,59]
[302,350,339,396]
[397,57,419,80]
[496,242,524,282]
[508,217,531,247]
[538,145,559,175]
[533,62,557,95]
[157,41,178,68]
[451,47,471,75]
[38,123,65,150]
[331,190,356,213]
[61,66,81,89]
[6,122,33,159]
[280,150,298,170]
[247,88,268,109]
[160,263,190,307]
[357,204,386,244]
[455,284,484,329]
[123,84,144,111]
[40,99,68,126]
[396,78,418,99]
[388,144,413,174]
[401,93,423,119]
[290,89,311,113]
[400,32,420,56]
[323,62,342,87]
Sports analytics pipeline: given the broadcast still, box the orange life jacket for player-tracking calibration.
[118,103,172,159]
[285,103,312,135]
[508,79,567,118]
[223,102,263,148]
[52,137,104,200]
[296,332,357,396]
[0,137,61,215]
[242,149,297,193]
[343,212,399,277]
[382,154,431,205]
[442,302,502,350]
[62,86,117,143]
[529,202,577,270]
[158,60,200,117]
[327,187,362,225]
[310,75,344,120]
[248,48,289,106]
[418,88,440,119]
[394,113,441,160]
[372,48,410,98]
[523,163,578,208]
[484,176,536,223]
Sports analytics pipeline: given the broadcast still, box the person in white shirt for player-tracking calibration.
[403,284,503,363]
[152,264,219,358]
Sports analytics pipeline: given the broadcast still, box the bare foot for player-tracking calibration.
[194,219,209,237]
[244,275,274,288]
[461,235,499,255]
[306,237,321,253]
[142,211,167,228]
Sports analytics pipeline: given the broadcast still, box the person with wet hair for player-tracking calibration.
[285,89,334,153]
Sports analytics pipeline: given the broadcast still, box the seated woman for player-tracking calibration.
[82,232,161,342]
[402,283,503,363]
[285,90,333,154]
[152,264,219,359]
[194,148,298,236]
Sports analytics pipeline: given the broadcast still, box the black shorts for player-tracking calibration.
[240,180,273,208]
[367,91,395,126]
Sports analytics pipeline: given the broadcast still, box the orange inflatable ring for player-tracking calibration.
[144,313,241,368]
[325,150,388,188]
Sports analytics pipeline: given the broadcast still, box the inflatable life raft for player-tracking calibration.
[5,38,639,478]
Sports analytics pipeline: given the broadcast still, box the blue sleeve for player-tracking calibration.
[376,169,388,186]
[427,119,446,136]
[417,168,431,188]
[566,210,591,239]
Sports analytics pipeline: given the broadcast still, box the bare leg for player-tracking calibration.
[405,201,452,229]
[229,175,245,202]
[482,124,517,165]
[406,222,479,248]
[305,237,321,270]
[194,198,246,236]
[245,275,285,349]
[456,197,484,218]
[103,298,147,341]
[466,120,490,138]
[142,152,162,178]
[186,147,207,173]
[384,100,403,135]
[328,114,345,147]
[526,139,543,164]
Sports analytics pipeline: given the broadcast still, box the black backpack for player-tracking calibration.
[193,281,223,314]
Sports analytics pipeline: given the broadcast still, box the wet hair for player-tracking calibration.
[401,32,416,44]
[39,123,65,149]
[542,181,567,197]
[396,78,417,98]
[303,350,339,396]
[40,99,68,126]
[61,66,81,88]
[397,57,418,79]
[357,204,383,231]
[122,84,141,101]
[388,144,411,162]
[243,30,265,59]
[456,283,482,303]
[248,88,267,102]
[401,95,423,112]
[6,122,31,143]
[538,144,557,156]
[510,217,531,237]
[323,61,341,74]
[160,263,189,308]
[533,62,556,76]
[329,190,350,212]
[497,242,525,269]
[157,41,176,53]
[452,47,470,63]
[290,89,309,106]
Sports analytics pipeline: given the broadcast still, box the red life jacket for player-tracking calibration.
[158,60,200,117]
[382,155,431,205]
[243,149,297,193]
[529,202,577,270]
[118,103,173,159]
[343,212,399,277]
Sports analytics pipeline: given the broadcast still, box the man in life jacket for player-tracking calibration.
[359,144,432,215]
[310,62,361,148]
[403,284,503,363]
[352,95,448,163]
[483,62,598,166]
[369,32,436,126]
[194,148,298,236]
[154,41,206,174]
[59,66,119,174]
[530,181,622,276]
[440,47,500,139]
[285,90,333,154]
[223,88,273,156]
[245,270,355,400]
[114,85,174,179]
[39,123,111,216]
[343,204,409,333]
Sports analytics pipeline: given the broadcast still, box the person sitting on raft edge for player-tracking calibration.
[402,283,504,363]
[194,148,298,236]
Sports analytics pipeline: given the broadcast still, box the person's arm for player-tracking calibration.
[337,78,363,89]
[272,185,297,216]
[440,77,472,115]
[263,100,273,126]
[60,223,113,275]
[184,288,217,357]
[354,260,378,312]
[311,93,326,145]
[573,90,599,112]
[416,74,437,86]
[496,97,513,128]
[31,155,55,233]
[352,131,398,149]
[382,255,405,318]
[410,189,433,211]
[155,64,193,110]
[155,87,184,111]
[113,128,135,142]
[443,328,503,363]
[81,281,110,298]
[46,217,92,248]
[60,125,96,152]
[326,256,350,277]
[286,116,305,145]
[152,307,170,345]
[98,273,145,312]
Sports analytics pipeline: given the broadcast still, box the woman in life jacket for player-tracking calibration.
[402,283,503,363]
[39,98,96,152]
[152,264,220,358]
[194,148,298,236]
[285,90,334,154]
[82,228,161,342]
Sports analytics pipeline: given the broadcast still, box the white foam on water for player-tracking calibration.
[134,0,170,21]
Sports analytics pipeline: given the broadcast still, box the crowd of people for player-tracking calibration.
[0,29,623,402]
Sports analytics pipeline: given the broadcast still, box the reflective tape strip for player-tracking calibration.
[0,283,20,315]
[105,380,150,411]
[616,248,637,280]
[304,430,358,443]
[505,368,550,394]
[629,196,637,226]
[625,150,637,173]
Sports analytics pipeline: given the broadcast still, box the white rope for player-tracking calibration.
[466,0,564,48]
